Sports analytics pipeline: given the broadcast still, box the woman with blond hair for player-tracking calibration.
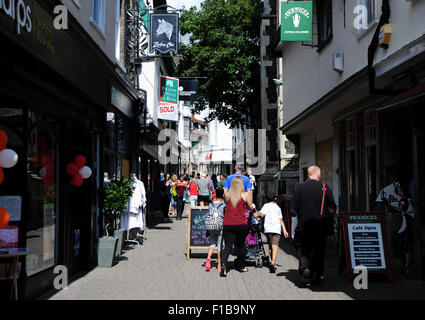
[220,176,254,277]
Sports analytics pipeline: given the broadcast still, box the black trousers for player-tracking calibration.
[221,225,249,269]
[294,219,328,277]
[160,192,171,218]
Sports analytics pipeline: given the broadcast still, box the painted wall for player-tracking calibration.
[62,0,119,64]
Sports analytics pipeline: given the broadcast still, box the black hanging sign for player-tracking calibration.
[149,13,179,54]
[179,80,199,101]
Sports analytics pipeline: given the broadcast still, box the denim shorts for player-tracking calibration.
[208,229,223,251]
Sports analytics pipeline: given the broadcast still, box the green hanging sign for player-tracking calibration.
[281,1,313,41]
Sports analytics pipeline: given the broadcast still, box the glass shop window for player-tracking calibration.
[26,112,58,276]
[0,108,24,280]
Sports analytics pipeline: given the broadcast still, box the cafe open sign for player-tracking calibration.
[281,1,313,41]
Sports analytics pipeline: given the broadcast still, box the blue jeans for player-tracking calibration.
[177,196,185,219]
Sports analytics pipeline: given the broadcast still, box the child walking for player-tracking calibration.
[253,192,289,273]
[205,187,226,272]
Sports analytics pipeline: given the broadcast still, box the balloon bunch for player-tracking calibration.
[66,155,92,187]
[0,129,19,185]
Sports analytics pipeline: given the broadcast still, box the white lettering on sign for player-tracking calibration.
[0,0,32,34]
[153,41,175,49]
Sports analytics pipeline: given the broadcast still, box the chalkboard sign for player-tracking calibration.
[340,212,392,282]
[186,207,210,259]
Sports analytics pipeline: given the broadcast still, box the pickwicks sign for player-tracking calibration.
[281,1,313,41]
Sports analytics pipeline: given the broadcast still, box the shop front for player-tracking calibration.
[0,0,138,299]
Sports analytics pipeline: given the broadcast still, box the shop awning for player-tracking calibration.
[376,82,425,112]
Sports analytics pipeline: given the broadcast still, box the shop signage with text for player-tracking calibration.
[281,1,313,41]
[158,76,179,122]
[0,0,32,34]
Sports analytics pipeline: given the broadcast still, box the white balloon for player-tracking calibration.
[39,167,46,178]
[0,149,18,168]
[79,166,92,179]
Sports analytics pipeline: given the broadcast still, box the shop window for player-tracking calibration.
[0,109,24,280]
[104,112,129,181]
[364,109,377,209]
[346,118,357,151]
[345,118,357,210]
[26,112,58,276]
[364,109,377,146]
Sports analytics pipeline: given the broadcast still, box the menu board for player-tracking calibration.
[186,207,210,259]
[341,212,392,282]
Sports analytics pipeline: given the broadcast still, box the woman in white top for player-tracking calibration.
[253,192,289,273]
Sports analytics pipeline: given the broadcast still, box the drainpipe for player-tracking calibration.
[367,0,401,95]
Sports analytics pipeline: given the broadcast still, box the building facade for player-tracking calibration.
[276,0,425,280]
[0,0,141,299]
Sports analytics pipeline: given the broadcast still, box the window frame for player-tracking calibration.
[90,0,106,35]
[355,0,379,39]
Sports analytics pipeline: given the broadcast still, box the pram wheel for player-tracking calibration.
[262,256,270,266]
[255,257,263,268]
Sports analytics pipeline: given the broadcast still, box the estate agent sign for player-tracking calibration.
[158,76,179,122]
[281,1,313,41]
[149,13,179,54]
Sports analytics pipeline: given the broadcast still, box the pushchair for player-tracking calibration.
[244,210,270,268]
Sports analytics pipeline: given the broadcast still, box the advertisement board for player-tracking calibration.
[158,76,179,122]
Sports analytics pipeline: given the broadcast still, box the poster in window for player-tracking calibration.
[0,196,22,221]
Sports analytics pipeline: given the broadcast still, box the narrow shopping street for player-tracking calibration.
[38,207,424,301]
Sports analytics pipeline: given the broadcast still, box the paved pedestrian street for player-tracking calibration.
[39,207,425,301]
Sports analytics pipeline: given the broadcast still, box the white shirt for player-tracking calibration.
[260,202,283,234]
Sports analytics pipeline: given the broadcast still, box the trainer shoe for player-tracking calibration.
[205,259,211,271]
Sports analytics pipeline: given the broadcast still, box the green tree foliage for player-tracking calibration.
[177,0,263,128]
[102,177,135,234]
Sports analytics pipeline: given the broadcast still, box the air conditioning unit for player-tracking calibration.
[333,50,344,73]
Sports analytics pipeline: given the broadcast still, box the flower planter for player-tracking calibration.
[97,237,118,268]
[113,229,125,257]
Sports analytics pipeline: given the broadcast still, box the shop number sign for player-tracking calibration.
[158,76,179,122]
[281,1,313,41]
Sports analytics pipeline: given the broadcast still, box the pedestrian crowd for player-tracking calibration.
[159,165,337,287]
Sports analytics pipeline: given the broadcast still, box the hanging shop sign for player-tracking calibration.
[158,76,179,122]
[340,212,392,282]
[281,1,313,41]
[149,13,179,54]
[179,80,199,102]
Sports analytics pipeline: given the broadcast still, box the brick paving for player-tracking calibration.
[39,206,425,300]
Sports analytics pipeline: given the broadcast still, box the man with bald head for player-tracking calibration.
[291,166,337,286]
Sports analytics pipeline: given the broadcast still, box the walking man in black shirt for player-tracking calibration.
[291,166,337,286]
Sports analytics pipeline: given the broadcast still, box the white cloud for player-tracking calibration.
[167,0,203,11]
